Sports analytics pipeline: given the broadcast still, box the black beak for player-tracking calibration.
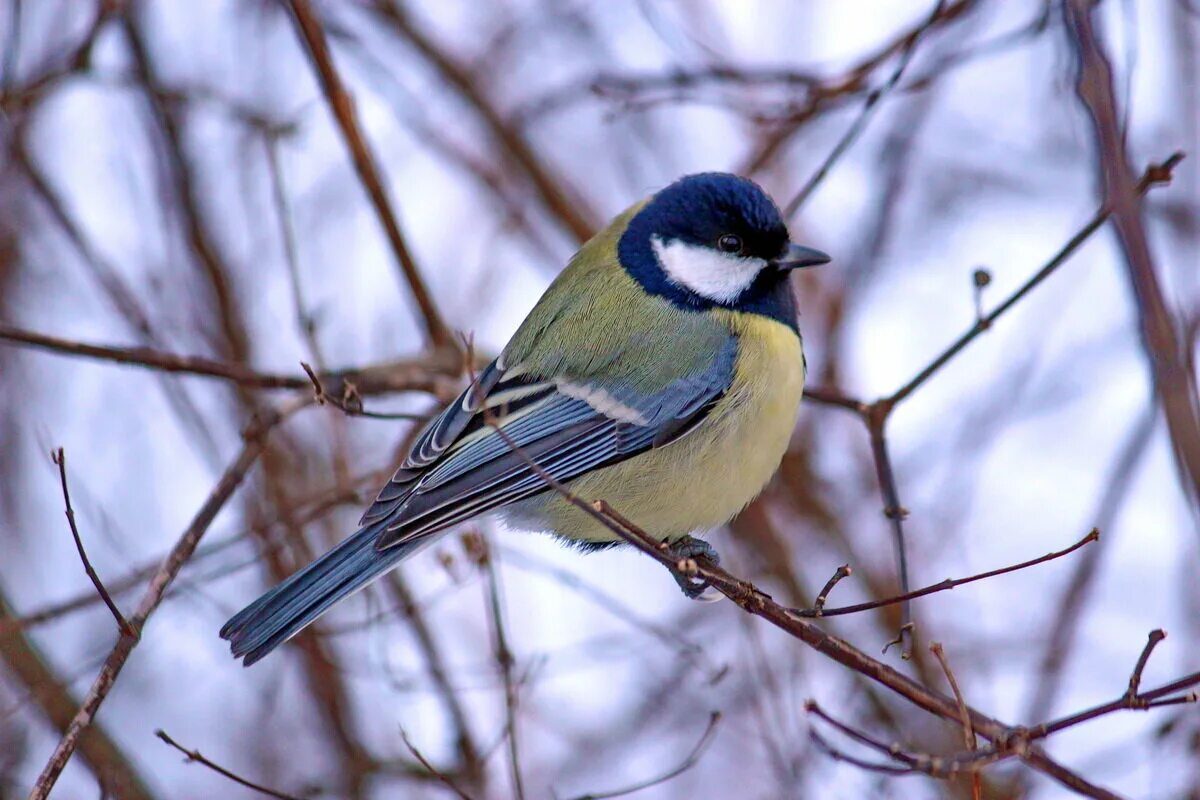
[771,243,831,271]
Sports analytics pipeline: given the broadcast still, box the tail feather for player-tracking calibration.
[220,522,429,666]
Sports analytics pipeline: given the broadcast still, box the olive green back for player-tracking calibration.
[503,204,733,394]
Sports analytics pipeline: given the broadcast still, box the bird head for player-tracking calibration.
[616,173,829,313]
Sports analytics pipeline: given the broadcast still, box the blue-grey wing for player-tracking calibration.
[366,340,737,550]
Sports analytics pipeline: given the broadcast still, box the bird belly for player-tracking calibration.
[505,313,805,544]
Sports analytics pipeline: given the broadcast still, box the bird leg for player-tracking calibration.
[667,535,721,599]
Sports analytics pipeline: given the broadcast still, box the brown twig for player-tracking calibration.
[930,642,982,800]
[476,537,526,800]
[0,322,462,397]
[807,647,1200,786]
[824,152,1179,658]
[864,404,915,657]
[27,405,289,800]
[50,447,136,639]
[885,153,1183,409]
[398,728,475,800]
[1064,0,1200,510]
[1126,629,1168,701]
[0,591,155,800]
[479,413,1123,797]
[367,0,599,243]
[739,0,976,175]
[810,564,852,615]
[794,529,1098,618]
[285,0,454,349]
[155,729,306,800]
[783,0,947,218]
[566,711,722,800]
[301,361,427,421]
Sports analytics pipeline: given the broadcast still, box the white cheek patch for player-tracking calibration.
[652,237,766,303]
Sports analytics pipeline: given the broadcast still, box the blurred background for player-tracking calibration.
[1,0,1197,797]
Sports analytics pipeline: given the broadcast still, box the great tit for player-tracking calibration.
[222,172,829,665]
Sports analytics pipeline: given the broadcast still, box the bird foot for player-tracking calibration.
[667,535,721,599]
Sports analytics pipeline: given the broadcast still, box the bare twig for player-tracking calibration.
[1064,0,1200,510]
[811,564,852,615]
[477,539,526,800]
[480,413,1124,797]
[885,153,1183,408]
[1126,629,1167,701]
[155,730,306,800]
[28,406,289,800]
[794,529,1098,618]
[930,642,982,800]
[263,134,326,372]
[864,405,915,657]
[301,361,427,421]
[0,592,155,800]
[50,447,135,639]
[286,0,455,349]
[0,323,312,388]
[783,0,947,218]
[807,727,914,776]
[368,0,599,243]
[398,728,475,800]
[566,712,722,800]
[829,152,1179,658]
[739,0,976,175]
[0,322,462,397]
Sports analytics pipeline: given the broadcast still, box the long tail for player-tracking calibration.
[220,521,430,666]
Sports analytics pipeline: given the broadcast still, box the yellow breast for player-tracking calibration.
[533,312,805,543]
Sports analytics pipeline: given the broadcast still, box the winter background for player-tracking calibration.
[0,1,1197,798]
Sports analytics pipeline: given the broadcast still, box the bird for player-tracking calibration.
[221,172,829,665]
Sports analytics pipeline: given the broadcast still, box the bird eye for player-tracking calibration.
[717,234,743,254]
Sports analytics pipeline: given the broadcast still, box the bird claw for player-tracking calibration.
[668,536,720,599]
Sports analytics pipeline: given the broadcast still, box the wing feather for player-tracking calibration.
[363,335,738,550]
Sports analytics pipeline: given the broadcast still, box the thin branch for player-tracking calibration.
[477,539,526,800]
[398,729,475,800]
[285,0,454,349]
[1064,0,1200,510]
[805,701,931,775]
[155,730,306,800]
[795,529,1098,618]
[0,591,156,800]
[27,405,291,800]
[738,0,976,175]
[479,410,1122,798]
[0,322,462,397]
[0,322,310,388]
[264,134,327,372]
[301,362,427,421]
[811,564,852,615]
[807,727,914,776]
[783,0,947,218]
[368,0,599,243]
[51,447,135,639]
[930,642,982,800]
[566,712,722,800]
[885,152,1183,408]
[1125,629,1167,702]
[864,404,914,657]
